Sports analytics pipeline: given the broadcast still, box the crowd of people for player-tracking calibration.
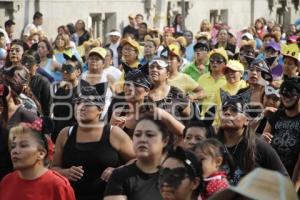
[0,10,299,200]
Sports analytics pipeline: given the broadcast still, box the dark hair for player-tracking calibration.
[136,115,173,151]
[183,121,214,139]
[139,22,148,29]
[33,11,43,20]
[5,39,29,67]
[0,83,9,128]
[164,146,203,197]
[38,39,53,58]
[66,23,76,35]
[11,39,29,51]
[194,138,235,173]
[217,126,256,174]
[4,19,15,28]
[136,13,144,20]
[105,47,114,58]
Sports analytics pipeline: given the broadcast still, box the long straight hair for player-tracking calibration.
[218,125,256,174]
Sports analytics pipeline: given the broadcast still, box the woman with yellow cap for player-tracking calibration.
[114,37,141,93]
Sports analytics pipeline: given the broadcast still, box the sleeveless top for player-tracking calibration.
[62,124,121,200]
[41,58,62,82]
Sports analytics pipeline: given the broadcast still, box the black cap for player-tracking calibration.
[21,55,37,69]
[193,41,210,51]
[280,77,300,95]
[250,58,273,82]
[74,86,105,108]
[125,69,151,89]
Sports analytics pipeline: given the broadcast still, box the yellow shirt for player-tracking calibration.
[114,60,140,93]
[197,73,227,116]
[168,72,199,94]
[214,80,248,126]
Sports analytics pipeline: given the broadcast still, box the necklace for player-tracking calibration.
[225,136,243,155]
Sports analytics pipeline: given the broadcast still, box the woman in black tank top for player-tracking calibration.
[52,86,135,200]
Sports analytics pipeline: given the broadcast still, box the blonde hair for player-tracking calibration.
[9,125,49,166]
[55,33,71,50]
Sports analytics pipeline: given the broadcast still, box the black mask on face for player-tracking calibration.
[158,167,189,189]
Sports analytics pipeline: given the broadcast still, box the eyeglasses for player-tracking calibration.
[122,47,136,52]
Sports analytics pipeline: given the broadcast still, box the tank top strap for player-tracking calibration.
[65,125,77,145]
[100,124,112,144]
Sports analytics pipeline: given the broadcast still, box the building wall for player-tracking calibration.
[1,0,299,42]
[8,0,146,41]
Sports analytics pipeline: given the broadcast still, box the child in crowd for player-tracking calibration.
[194,138,230,200]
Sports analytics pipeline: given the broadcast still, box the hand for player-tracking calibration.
[263,107,277,117]
[65,166,84,181]
[111,116,127,128]
[261,132,273,143]
[101,167,115,182]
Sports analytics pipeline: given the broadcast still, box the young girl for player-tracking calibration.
[194,138,230,200]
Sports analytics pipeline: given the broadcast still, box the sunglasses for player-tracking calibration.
[195,47,209,53]
[158,167,189,189]
[210,58,225,64]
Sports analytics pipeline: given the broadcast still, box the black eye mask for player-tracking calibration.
[158,167,188,189]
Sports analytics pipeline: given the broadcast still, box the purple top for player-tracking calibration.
[271,64,283,80]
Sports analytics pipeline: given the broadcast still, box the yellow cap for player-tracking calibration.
[224,60,244,73]
[88,47,107,59]
[282,44,300,62]
[209,47,228,64]
[121,37,141,54]
[168,43,181,58]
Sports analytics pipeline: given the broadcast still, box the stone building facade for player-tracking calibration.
[0,0,299,41]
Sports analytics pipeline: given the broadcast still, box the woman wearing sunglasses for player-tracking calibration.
[52,86,135,200]
[218,96,287,185]
[104,115,172,200]
[159,146,202,200]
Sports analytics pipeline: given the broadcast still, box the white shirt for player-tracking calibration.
[103,66,122,82]
[23,23,43,37]
[109,42,120,68]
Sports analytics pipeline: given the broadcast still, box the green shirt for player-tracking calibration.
[181,60,209,81]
